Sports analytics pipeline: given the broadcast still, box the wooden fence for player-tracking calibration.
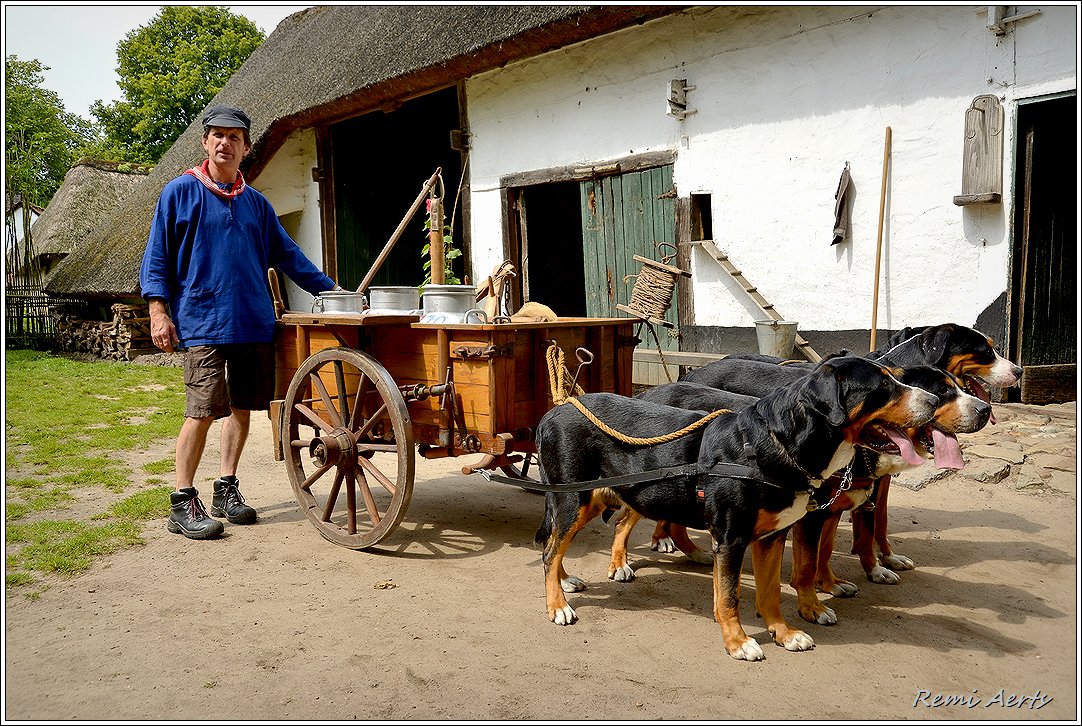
[4,292,81,350]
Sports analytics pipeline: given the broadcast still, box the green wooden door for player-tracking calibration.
[580,165,678,351]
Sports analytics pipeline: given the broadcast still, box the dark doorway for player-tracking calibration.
[518,182,586,317]
[1009,95,1076,367]
[330,86,464,289]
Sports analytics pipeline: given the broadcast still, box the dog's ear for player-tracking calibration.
[799,362,848,427]
[919,325,954,366]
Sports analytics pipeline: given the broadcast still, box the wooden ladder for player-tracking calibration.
[694,240,821,363]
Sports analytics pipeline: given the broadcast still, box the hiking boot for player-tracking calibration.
[211,476,257,524]
[168,487,224,539]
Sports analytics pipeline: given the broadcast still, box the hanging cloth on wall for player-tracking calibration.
[831,161,852,245]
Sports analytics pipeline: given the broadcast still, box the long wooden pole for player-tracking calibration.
[356,167,442,294]
[428,194,445,285]
[870,126,891,351]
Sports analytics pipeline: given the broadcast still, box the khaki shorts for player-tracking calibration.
[183,344,275,419]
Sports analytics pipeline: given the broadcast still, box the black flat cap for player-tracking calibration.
[202,104,251,131]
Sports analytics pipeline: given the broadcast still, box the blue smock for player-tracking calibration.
[140,174,335,347]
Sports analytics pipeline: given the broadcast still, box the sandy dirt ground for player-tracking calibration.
[4,402,1078,722]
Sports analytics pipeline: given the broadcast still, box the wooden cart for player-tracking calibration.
[269,311,637,549]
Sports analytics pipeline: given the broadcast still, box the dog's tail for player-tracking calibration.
[533,497,554,549]
[533,456,554,548]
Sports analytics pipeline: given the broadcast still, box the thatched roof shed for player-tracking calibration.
[45,4,681,299]
[33,159,149,272]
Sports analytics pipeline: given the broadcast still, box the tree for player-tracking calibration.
[92,6,264,164]
[4,56,96,209]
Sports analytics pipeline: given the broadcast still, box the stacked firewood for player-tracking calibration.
[54,302,157,361]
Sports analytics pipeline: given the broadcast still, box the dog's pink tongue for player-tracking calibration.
[884,426,924,466]
[968,377,997,424]
[932,428,965,469]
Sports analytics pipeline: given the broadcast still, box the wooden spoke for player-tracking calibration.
[348,374,371,431]
[345,470,358,534]
[321,469,345,522]
[301,460,335,492]
[333,360,349,426]
[357,442,399,453]
[295,403,335,433]
[354,402,389,440]
[358,455,398,496]
[356,468,382,527]
[309,370,343,429]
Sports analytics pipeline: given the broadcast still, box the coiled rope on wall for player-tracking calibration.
[616,244,692,383]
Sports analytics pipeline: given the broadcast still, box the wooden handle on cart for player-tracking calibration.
[356,167,443,294]
[268,268,285,320]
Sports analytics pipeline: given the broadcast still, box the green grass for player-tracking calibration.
[4,350,186,592]
[142,457,175,475]
[5,519,143,576]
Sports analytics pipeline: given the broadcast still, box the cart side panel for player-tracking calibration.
[273,323,362,422]
[515,321,636,434]
[368,326,500,443]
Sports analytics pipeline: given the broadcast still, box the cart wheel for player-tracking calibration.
[282,347,414,549]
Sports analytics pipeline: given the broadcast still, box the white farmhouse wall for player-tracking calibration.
[465,5,1076,333]
[253,128,326,310]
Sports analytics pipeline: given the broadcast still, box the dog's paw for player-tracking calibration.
[826,579,859,597]
[799,604,838,625]
[551,605,578,626]
[882,553,915,571]
[729,639,766,661]
[650,537,677,554]
[686,549,713,565]
[608,564,635,582]
[782,631,816,652]
[560,575,586,592]
[867,565,900,584]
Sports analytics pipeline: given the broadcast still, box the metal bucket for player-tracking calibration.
[368,285,420,312]
[421,284,477,317]
[754,320,798,358]
[312,291,368,314]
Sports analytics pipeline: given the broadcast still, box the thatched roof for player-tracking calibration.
[33,159,149,260]
[45,4,684,298]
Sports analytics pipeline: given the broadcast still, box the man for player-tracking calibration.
[140,104,340,539]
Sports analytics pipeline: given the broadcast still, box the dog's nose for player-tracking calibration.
[974,399,992,426]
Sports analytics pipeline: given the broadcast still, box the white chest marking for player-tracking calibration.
[760,492,810,538]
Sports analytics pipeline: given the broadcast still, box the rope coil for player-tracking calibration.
[546,343,584,406]
[625,262,678,320]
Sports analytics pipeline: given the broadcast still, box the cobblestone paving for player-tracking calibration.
[894,400,1076,497]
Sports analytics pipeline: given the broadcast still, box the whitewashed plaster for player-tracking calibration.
[252,128,325,310]
[464,4,1077,332]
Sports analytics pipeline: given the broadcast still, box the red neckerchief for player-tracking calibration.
[184,159,246,200]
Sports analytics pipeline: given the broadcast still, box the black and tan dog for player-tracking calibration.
[677,323,1018,583]
[624,366,990,624]
[851,324,1022,578]
[533,356,937,660]
[791,365,990,621]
